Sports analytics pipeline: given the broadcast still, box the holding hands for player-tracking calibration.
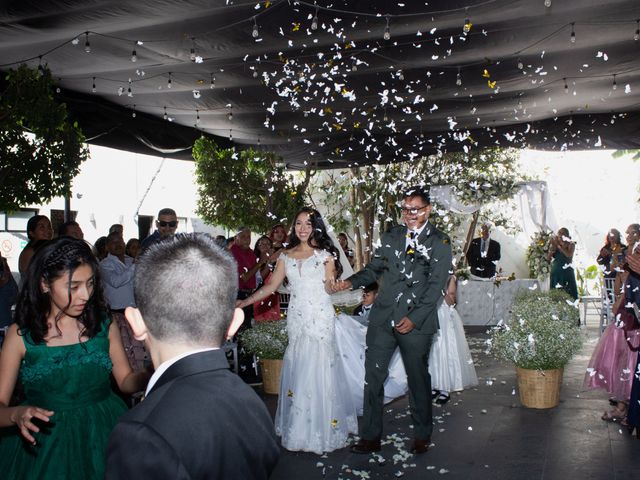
[326,278,352,294]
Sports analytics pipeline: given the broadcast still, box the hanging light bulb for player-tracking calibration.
[132,104,136,118]
[163,106,168,121]
[570,23,576,44]
[92,77,96,93]
[84,32,91,53]
[37,56,45,75]
[635,20,639,41]
[456,68,462,86]
[544,0,552,7]
[252,17,259,38]
[383,108,388,122]
[228,106,233,121]
[190,38,196,61]
[463,9,471,34]
[612,74,617,90]
[563,77,568,93]
[167,72,172,89]
[131,44,137,62]
[127,79,133,97]
[517,58,524,70]
[229,129,233,141]
[383,15,391,41]
[351,58,358,72]
[311,7,319,31]
[253,69,259,78]
[210,74,215,89]
[398,70,404,81]
[196,109,200,125]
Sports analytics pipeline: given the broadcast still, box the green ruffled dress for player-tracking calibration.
[0,319,127,479]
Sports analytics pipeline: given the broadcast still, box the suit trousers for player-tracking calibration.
[361,324,434,440]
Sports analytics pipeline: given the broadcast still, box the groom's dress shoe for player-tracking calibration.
[410,437,431,454]
[350,438,381,454]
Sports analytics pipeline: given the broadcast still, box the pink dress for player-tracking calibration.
[584,321,636,400]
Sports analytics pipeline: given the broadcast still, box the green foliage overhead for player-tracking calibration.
[0,65,88,211]
[193,137,311,233]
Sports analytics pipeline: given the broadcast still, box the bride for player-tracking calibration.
[237,207,358,454]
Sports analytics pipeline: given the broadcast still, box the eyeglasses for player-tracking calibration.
[158,220,178,228]
[400,205,428,215]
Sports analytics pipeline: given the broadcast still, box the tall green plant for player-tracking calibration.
[193,137,312,233]
[0,65,88,211]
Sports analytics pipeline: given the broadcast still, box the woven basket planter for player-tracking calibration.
[516,367,563,409]
[260,359,283,395]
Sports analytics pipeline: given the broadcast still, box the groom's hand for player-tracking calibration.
[395,316,415,334]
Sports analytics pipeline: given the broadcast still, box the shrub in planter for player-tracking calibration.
[238,320,288,360]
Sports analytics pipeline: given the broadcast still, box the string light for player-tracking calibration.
[253,68,259,78]
[196,109,200,125]
[252,17,259,38]
[190,38,196,62]
[544,0,552,7]
[84,32,91,53]
[37,55,45,75]
[131,44,137,62]
[563,77,568,93]
[351,58,358,72]
[463,8,471,34]
[383,15,391,41]
[163,106,168,120]
[398,70,404,81]
[228,106,233,121]
[92,77,96,93]
[167,72,172,89]
[311,7,319,31]
[210,73,215,89]
[132,104,136,118]
[612,74,617,90]
[127,78,133,97]
[517,57,524,70]
[635,20,639,41]
[456,68,462,86]
[383,107,388,122]
[570,23,576,44]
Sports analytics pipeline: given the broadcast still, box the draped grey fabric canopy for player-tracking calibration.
[1,0,639,167]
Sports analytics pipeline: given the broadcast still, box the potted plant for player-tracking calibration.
[526,230,553,285]
[488,290,583,408]
[238,320,288,394]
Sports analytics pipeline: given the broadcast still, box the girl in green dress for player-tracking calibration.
[0,237,148,479]
[547,227,578,300]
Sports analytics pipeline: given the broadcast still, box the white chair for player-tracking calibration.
[599,277,616,333]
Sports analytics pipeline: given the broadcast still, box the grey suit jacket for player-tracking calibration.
[349,222,452,334]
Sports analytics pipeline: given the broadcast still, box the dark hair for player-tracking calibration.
[58,220,80,237]
[253,235,272,258]
[94,236,108,260]
[604,228,622,249]
[558,227,571,239]
[15,237,106,345]
[403,185,431,205]
[134,233,238,346]
[157,208,177,217]
[108,224,123,235]
[363,282,379,294]
[287,207,343,278]
[125,238,140,256]
[26,215,50,243]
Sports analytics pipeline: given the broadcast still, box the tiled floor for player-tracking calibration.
[258,316,640,480]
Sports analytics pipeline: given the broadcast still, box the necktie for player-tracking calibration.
[406,231,417,256]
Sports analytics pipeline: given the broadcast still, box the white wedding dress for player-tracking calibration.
[275,251,358,454]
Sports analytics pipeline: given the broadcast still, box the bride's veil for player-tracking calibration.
[325,225,365,307]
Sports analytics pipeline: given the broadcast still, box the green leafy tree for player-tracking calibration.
[193,137,312,233]
[0,65,88,211]
[314,148,529,268]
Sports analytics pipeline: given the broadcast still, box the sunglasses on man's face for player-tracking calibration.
[158,221,178,228]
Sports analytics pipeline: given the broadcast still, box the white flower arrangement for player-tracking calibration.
[238,320,288,360]
[488,290,582,370]
[526,230,553,278]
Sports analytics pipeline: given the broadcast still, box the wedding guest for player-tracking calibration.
[353,282,378,321]
[0,253,18,329]
[100,233,147,372]
[125,238,141,260]
[105,234,280,479]
[252,236,280,321]
[0,237,148,479]
[140,208,178,252]
[624,243,640,438]
[546,227,578,300]
[57,220,84,240]
[109,224,124,238]
[18,214,53,275]
[338,232,356,269]
[596,228,626,279]
[466,223,501,278]
[429,275,478,405]
[269,223,288,250]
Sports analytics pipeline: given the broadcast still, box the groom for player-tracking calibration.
[335,186,452,454]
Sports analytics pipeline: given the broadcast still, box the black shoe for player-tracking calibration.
[350,438,381,454]
[410,437,432,454]
[435,393,450,405]
[431,389,440,400]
